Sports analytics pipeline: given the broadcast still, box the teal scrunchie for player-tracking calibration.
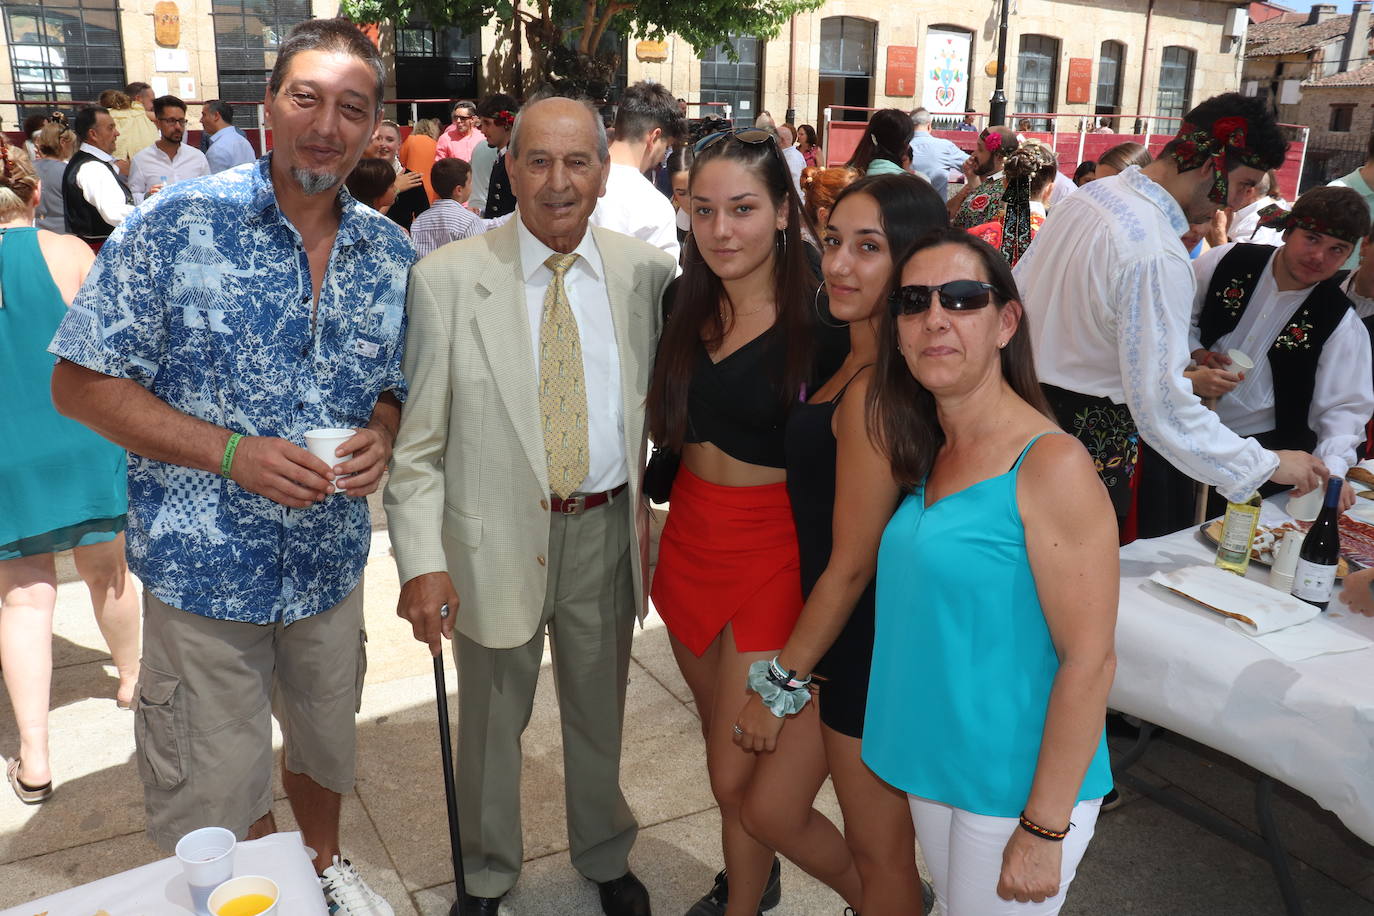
[747,660,812,718]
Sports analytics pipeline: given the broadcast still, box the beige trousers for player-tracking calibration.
[455,497,637,897]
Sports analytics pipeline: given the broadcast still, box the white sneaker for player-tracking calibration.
[320,856,395,916]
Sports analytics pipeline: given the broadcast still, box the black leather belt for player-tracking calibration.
[551,483,627,515]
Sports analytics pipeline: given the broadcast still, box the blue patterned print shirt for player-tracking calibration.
[50,157,414,624]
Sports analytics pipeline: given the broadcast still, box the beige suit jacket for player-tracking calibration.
[384,218,675,649]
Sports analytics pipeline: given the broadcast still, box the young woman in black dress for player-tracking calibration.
[732,173,948,915]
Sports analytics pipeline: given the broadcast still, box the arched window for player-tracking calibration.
[1097,41,1125,115]
[1158,46,1196,122]
[1016,34,1060,131]
[820,16,876,123]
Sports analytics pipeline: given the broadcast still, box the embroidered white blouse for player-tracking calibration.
[1013,165,1279,503]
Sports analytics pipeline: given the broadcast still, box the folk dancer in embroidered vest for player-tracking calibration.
[476,94,519,219]
[948,126,1018,231]
[1013,93,1329,531]
[1137,186,1374,535]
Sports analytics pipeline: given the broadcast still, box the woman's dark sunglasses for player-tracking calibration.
[694,127,776,154]
[888,280,997,316]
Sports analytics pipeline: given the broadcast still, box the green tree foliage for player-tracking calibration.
[341,0,823,99]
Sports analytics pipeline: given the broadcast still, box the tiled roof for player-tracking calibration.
[1247,13,1351,56]
[1303,59,1374,87]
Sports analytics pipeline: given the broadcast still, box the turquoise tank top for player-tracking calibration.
[862,432,1113,817]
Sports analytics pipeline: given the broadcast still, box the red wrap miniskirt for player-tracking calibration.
[650,466,803,657]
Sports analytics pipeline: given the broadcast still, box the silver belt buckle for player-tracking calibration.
[559,494,586,515]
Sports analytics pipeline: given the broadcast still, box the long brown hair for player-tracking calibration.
[867,228,1052,489]
[648,131,818,449]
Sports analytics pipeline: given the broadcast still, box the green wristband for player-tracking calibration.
[221,433,243,479]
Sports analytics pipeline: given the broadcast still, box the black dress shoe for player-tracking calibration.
[685,857,782,915]
[596,870,652,916]
[458,892,503,916]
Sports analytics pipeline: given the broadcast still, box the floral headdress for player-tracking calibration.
[1169,116,1269,205]
[493,109,516,129]
[1256,202,1362,245]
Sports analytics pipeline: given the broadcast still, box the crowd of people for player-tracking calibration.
[5,15,1374,916]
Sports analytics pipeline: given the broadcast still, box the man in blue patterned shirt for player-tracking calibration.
[49,19,408,915]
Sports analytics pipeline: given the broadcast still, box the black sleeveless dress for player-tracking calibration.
[783,373,877,740]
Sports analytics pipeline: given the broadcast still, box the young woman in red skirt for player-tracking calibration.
[647,128,853,915]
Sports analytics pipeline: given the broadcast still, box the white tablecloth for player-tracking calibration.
[1113,523,1374,845]
[3,831,328,916]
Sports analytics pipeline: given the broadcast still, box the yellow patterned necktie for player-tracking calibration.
[540,252,589,498]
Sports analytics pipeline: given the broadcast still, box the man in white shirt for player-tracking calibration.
[1190,184,1372,473]
[590,80,686,263]
[1014,93,1328,522]
[201,100,258,173]
[62,105,134,248]
[129,95,210,203]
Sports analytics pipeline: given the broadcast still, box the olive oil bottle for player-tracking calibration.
[1215,491,1263,575]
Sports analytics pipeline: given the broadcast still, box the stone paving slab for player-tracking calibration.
[2,525,1373,914]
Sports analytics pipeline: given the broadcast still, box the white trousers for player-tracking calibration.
[909,794,1102,916]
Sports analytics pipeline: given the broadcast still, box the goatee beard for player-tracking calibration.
[292,167,339,196]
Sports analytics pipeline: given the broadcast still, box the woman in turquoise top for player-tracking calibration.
[846,109,915,178]
[863,227,1117,914]
[0,147,140,804]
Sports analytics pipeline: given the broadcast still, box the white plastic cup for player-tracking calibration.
[175,826,236,916]
[207,874,280,916]
[1269,530,1303,592]
[1287,486,1324,522]
[304,428,355,493]
[1227,349,1255,372]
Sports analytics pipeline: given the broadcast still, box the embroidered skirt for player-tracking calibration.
[1042,384,1140,517]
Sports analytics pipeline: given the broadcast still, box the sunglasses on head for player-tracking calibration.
[888,280,997,316]
[693,127,776,154]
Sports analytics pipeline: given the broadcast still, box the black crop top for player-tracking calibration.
[678,299,849,469]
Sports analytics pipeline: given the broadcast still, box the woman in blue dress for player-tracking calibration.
[863,227,1118,914]
[0,146,140,804]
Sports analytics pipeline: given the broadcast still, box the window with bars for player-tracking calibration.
[1016,34,1060,130]
[4,0,125,117]
[1157,46,1195,122]
[700,34,761,122]
[1097,41,1124,115]
[212,0,312,128]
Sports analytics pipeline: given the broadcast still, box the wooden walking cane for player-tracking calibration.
[435,604,467,914]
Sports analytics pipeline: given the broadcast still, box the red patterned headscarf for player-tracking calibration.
[1169,116,1269,205]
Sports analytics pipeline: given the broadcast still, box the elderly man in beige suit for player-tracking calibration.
[384,97,675,916]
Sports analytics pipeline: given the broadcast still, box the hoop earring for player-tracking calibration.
[813,285,848,329]
[777,228,788,256]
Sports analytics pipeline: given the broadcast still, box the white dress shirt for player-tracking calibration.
[590,162,680,264]
[128,142,210,203]
[781,145,807,198]
[1049,169,1078,207]
[1191,243,1374,477]
[468,142,499,215]
[516,215,627,493]
[72,142,134,228]
[1014,165,1278,502]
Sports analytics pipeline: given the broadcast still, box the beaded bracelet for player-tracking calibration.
[221,433,243,480]
[1018,812,1070,842]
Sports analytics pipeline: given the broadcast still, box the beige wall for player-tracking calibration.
[628,0,1244,133]
[1297,86,1374,149]
[2,0,1245,136]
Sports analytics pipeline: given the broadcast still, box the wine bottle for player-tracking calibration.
[1291,477,1345,611]
[1215,491,1262,575]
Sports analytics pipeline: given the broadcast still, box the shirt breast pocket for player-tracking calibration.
[328,334,389,420]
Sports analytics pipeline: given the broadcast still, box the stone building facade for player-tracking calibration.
[1,0,1249,140]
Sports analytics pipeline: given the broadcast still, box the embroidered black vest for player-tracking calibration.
[1200,243,1352,452]
[483,151,516,219]
[61,149,132,243]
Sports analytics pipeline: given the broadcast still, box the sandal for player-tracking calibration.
[6,757,53,804]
